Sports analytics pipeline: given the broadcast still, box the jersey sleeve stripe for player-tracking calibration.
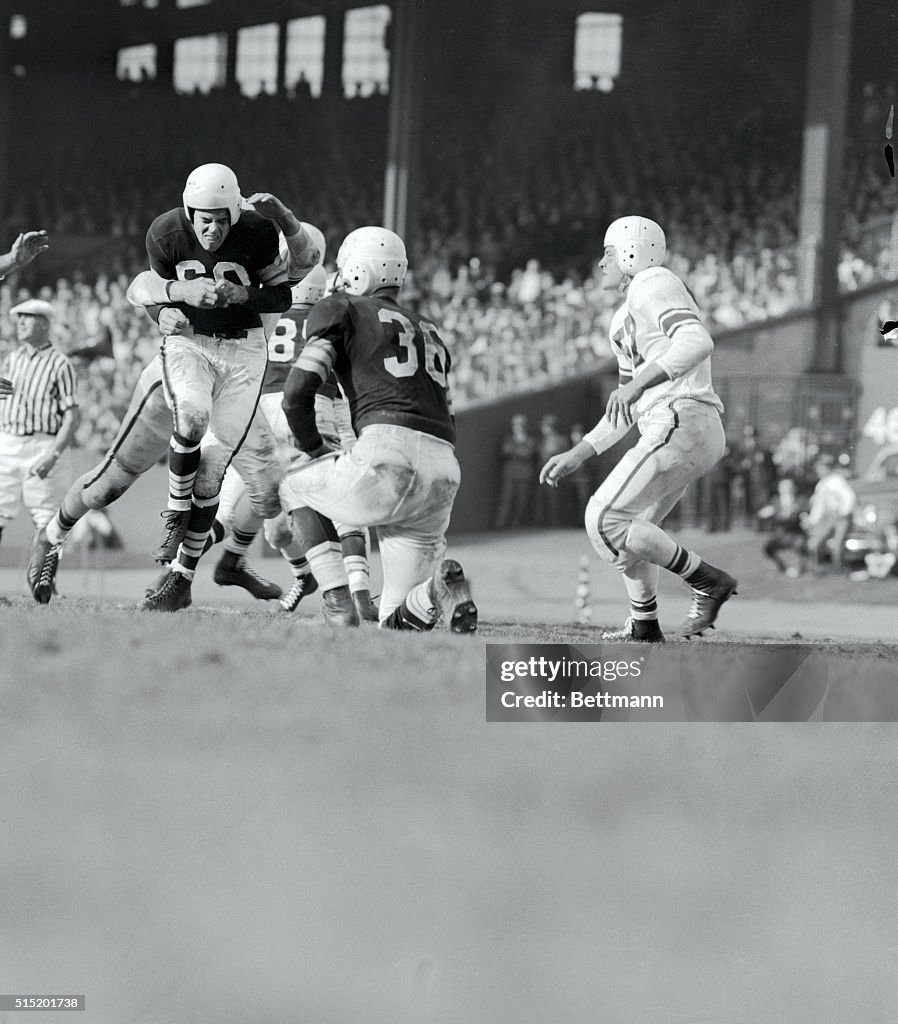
[658,309,700,335]
[296,338,336,382]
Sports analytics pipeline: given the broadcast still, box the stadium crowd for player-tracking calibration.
[1,75,896,456]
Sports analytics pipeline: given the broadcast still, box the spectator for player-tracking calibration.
[493,413,536,529]
[758,477,808,577]
[534,413,569,528]
[804,455,857,572]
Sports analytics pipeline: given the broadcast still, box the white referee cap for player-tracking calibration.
[10,298,55,320]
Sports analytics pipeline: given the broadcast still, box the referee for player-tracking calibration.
[0,298,80,549]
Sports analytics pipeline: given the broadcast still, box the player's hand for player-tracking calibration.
[244,192,290,221]
[157,307,192,336]
[214,279,249,306]
[10,230,49,269]
[605,380,642,429]
[540,447,589,488]
[0,377,13,397]
[28,452,58,479]
[304,438,338,460]
[170,278,220,308]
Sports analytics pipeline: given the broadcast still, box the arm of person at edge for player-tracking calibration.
[244,192,318,280]
[28,406,80,478]
[0,230,50,279]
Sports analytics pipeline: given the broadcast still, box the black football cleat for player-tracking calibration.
[141,568,193,612]
[213,554,282,600]
[152,509,190,564]
[320,585,360,627]
[601,617,665,643]
[27,528,62,605]
[279,573,319,612]
[430,559,478,634]
[352,588,380,623]
[677,568,738,638]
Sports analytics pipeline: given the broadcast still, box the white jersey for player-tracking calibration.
[609,266,723,422]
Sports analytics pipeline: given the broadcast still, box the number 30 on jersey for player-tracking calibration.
[380,309,448,386]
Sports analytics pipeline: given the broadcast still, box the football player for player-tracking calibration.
[26,211,319,607]
[219,229,380,621]
[539,216,737,640]
[138,164,308,611]
[278,225,477,632]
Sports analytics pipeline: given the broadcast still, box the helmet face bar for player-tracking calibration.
[183,163,243,225]
[603,216,666,276]
[336,226,408,295]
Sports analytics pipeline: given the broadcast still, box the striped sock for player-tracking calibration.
[665,544,700,579]
[629,595,658,622]
[404,579,437,625]
[381,580,437,632]
[223,526,257,558]
[304,540,348,592]
[286,556,310,578]
[168,433,202,512]
[174,496,219,573]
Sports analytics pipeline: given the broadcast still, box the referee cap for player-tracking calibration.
[10,298,55,320]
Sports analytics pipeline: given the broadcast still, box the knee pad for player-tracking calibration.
[176,405,211,441]
[585,494,630,565]
[194,452,229,501]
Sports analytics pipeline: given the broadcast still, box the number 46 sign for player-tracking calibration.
[861,406,898,446]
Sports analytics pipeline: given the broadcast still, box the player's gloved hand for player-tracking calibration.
[170,278,220,308]
[157,307,192,336]
[0,376,13,397]
[214,279,249,306]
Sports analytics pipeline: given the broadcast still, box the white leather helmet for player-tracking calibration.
[299,221,326,265]
[280,221,327,305]
[290,263,328,307]
[336,226,407,295]
[603,216,666,276]
[183,163,242,225]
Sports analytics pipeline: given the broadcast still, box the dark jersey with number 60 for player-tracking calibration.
[303,290,455,444]
[146,207,287,336]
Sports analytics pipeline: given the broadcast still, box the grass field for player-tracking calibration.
[2,527,897,1023]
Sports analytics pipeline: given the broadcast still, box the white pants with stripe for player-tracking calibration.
[585,399,725,571]
[160,329,268,500]
[0,432,72,531]
[279,423,461,619]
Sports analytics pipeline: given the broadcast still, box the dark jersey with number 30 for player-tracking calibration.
[303,291,455,444]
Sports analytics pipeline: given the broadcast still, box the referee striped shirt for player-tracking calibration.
[0,344,78,435]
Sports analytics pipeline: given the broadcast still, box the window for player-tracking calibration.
[173,33,227,94]
[342,5,391,98]
[236,23,279,97]
[574,12,622,92]
[117,43,157,82]
[285,16,325,98]
[9,14,26,39]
